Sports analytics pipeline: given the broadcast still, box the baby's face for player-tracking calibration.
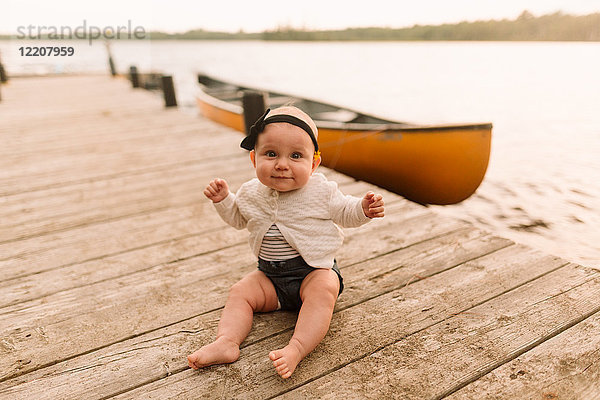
[251,123,319,192]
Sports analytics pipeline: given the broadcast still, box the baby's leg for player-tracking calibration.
[188,270,278,369]
[269,268,339,379]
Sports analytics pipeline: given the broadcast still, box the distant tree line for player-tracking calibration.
[260,11,600,41]
[2,11,599,41]
[146,30,261,40]
[157,11,600,41]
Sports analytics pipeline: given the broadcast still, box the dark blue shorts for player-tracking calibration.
[257,256,344,311]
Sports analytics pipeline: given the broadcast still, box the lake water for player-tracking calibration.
[1,39,599,268]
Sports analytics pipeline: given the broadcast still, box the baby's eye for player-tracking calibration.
[291,152,302,159]
[265,151,276,157]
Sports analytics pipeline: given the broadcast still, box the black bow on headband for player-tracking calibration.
[240,108,319,152]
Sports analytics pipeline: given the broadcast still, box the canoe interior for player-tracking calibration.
[197,74,414,127]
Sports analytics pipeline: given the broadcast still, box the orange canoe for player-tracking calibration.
[196,74,492,205]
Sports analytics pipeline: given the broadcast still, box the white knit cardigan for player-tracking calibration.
[213,173,371,268]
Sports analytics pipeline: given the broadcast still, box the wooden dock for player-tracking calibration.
[1,75,599,399]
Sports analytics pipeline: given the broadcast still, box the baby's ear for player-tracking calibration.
[249,150,256,168]
[311,152,321,172]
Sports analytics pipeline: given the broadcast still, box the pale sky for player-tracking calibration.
[2,0,600,34]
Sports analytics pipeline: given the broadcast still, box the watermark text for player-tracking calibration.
[16,20,146,45]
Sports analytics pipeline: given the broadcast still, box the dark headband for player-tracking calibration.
[240,108,319,152]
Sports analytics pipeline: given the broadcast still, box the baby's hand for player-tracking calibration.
[362,191,385,219]
[204,178,230,203]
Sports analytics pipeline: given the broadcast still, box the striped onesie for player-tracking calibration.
[259,224,300,261]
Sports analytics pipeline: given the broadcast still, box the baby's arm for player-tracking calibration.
[330,183,383,227]
[205,178,248,230]
[361,192,385,219]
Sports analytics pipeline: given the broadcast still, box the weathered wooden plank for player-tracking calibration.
[447,307,600,399]
[1,184,206,243]
[1,168,268,243]
[3,114,206,152]
[2,114,209,152]
[0,167,358,264]
[0,154,247,218]
[2,124,237,176]
[0,196,429,380]
[3,118,209,157]
[1,165,355,225]
[2,133,225,182]
[1,105,190,139]
[1,163,361,239]
[0,173,366,278]
[101,247,565,399]
[0,204,216,277]
[0,138,242,197]
[0,156,251,231]
[0,227,247,307]
[0,193,414,315]
[0,177,381,282]
[2,114,244,196]
[1,160,354,224]
[0,181,406,305]
[1,98,160,122]
[0,227,511,398]
[0,244,255,382]
[1,110,176,143]
[1,159,362,241]
[0,76,159,122]
[275,263,599,400]
[336,226,510,310]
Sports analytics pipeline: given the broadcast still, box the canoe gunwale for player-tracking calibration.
[315,120,493,132]
[196,88,242,114]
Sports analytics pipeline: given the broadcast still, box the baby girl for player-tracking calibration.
[188,106,384,378]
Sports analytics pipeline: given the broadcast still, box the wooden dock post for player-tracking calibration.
[0,64,7,83]
[129,66,140,88]
[0,50,4,102]
[242,90,266,135]
[105,41,117,77]
[161,75,177,107]
[108,55,116,77]
[0,50,8,83]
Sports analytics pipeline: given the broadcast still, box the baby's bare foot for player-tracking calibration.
[187,336,240,369]
[269,343,303,379]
